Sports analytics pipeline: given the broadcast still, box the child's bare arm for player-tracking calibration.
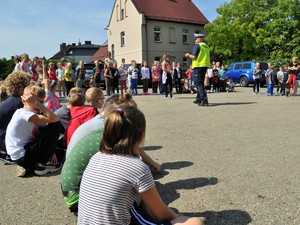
[42,60,50,89]
[22,94,59,125]
[140,149,161,173]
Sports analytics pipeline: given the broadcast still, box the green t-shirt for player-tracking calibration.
[61,128,103,207]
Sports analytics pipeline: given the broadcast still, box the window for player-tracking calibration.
[227,64,233,70]
[183,29,189,44]
[234,64,243,70]
[121,9,124,20]
[242,63,251,69]
[154,27,161,42]
[182,57,188,66]
[125,0,128,17]
[111,45,115,59]
[169,27,176,43]
[116,5,119,21]
[121,32,125,47]
[154,56,161,62]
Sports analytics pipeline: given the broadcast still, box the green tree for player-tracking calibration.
[0,59,15,80]
[205,0,300,63]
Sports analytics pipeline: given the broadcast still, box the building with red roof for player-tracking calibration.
[89,41,108,63]
[106,0,209,66]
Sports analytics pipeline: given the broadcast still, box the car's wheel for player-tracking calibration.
[239,76,249,87]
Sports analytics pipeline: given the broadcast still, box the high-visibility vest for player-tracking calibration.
[192,42,210,68]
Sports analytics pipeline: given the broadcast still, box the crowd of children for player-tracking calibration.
[263,59,300,97]
[1,52,299,224]
[0,53,205,225]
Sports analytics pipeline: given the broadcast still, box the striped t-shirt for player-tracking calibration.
[78,152,155,225]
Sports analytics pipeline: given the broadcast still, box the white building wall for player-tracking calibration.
[107,0,144,65]
[107,0,207,67]
[145,21,206,66]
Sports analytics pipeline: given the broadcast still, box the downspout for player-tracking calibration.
[145,17,148,63]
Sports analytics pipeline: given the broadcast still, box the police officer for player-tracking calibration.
[185,33,210,106]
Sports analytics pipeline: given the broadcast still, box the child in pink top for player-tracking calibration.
[48,62,57,81]
[41,61,60,112]
[20,53,30,73]
[151,61,160,94]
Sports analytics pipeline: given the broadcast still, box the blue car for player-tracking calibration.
[224,61,268,87]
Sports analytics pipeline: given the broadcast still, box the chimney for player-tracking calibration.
[85,41,92,45]
[72,43,76,46]
[60,43,66,51]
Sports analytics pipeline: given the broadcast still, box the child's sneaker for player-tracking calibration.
[34,163,61,176]
[16,165,27,177]
[0,153,15,165]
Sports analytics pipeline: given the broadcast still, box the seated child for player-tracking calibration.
[0,80,8,103]
[61,94,161,216]
[54,87,84,135]
[226,78,236,92]
[54,87,85,162]
[78,105,204,225]
[0,72,30,164]
[182,78,196,94]
[64,87,104,146]
[5,85,61,177]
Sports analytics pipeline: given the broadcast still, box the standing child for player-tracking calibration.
[283,64,290,96]
[104,62,114,96]
[35,59,43,83]
[287,56,300,96]
[20,53,30,73]
[162,54,174,99]
[41,61,60,112]
[78,105,204,225]
[141,60,150,95]
[151,60,160,94]
[112,62,119,94]
[119,63,128,95]
[48,62,57,82]
[173,62,181,94]
[13,55,22,72]
[128,60,139,95]
[185,65,194,88]
[93,60,101,88]
[5,85,60,177]
[207,67,213,92]
[277,66,284,96]
[252,62,263,94]
[212,65,219,92]
[64,62,74,98]
[75,60,85,89]
[56,62,66,98]
[31,57,39,82]
[265,62,275,96]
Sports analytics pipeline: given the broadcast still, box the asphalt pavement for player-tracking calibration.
[0,86,299,225]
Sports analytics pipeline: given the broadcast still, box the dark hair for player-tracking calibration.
[100,105,146,155]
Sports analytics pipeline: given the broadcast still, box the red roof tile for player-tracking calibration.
[132,0,209,25]
[89,45,108,63]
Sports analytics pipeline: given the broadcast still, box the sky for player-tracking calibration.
[0,0,228,59]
